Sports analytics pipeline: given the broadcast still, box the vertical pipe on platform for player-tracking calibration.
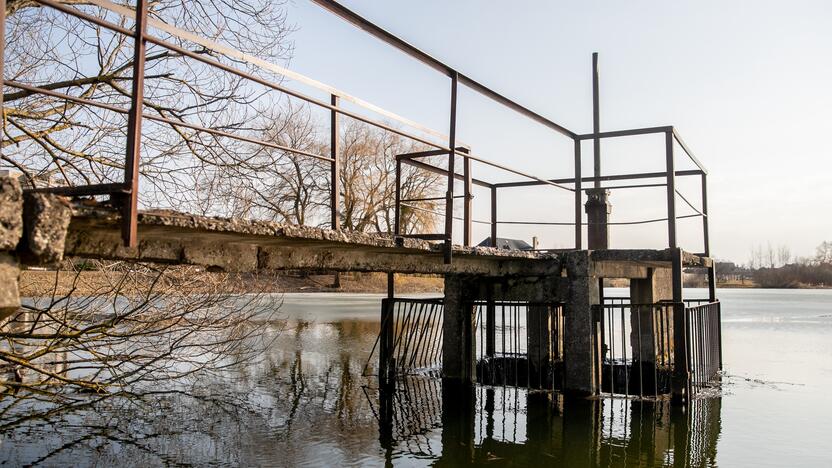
[330,94,340,230]
[462,149,472,247]
[592,52,601,189]
[122,0,148,248]
[444,71,459,263]
[574,139,582,249]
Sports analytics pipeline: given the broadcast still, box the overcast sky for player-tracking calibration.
[279,0,831,263]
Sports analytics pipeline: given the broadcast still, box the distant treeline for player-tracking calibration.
[717,241,832,288]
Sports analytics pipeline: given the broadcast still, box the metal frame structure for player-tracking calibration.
[1,0,711,262]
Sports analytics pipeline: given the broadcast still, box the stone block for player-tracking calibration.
[0,176,23,251]
[21,193,72,264]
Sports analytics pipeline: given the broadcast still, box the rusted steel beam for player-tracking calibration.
[493,169,703,189]
[399,158,492,188]
[308,0,577,139]
[665,131,677,249]
[444,72,459,263]
[330,94,340,230]
[122,0,148,248]
[462,148,472,247]
[577,125,674,140]
[574,139,582,249]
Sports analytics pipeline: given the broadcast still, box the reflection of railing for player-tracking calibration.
[686,301,722,393]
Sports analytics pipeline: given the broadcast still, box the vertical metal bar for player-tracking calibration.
[0,0,5,166]
[486,286,495,357]
[394,158,402,236]
[665,130,677,249]
[380,272,395,384]
[462,149,472,247]
[671,247,689,403]
[701,173,709,257]
[592,52,601,189]
[330,94,340,230]
[716,302,723,371]
[490,186,497,247]
[444,71,459,264]
[574,139,582,249]
[122,0,149,248]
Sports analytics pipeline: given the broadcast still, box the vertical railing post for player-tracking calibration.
[394,157,401,237]
[671,247,689,404]
[330,94,340,231]
[380,272,396,388]
[574,138,582,249]
[0,0,5,161]
[665,130,677,249]
[462,148,472,247]
[444,71,459,263]
[701,172,709,257]
[122,0,148,248]
[490,186,497,247]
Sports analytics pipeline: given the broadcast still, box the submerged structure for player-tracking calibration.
[0,0,720,404]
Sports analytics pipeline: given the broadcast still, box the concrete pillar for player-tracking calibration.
[442,274,476,384]
[563,251,600,395]
[0,176,23,319]
[629,268,672,364]
[527,305,552,389]
[585,188,611,250]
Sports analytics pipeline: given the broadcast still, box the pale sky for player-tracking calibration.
[279,0,831,263]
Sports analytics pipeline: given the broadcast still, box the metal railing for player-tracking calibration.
[2,0,712,263]
[470,301,564,390]
[366,298,444,379]
[595,298,722,398]
[686,301,722,393]
[594,301,675,398]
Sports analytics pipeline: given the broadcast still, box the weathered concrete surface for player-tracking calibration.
[0,253,21,319]
[585,188,611,250]
[0,176,23,251]
[630,268,673,364]
[562,251,601,396]
[62,205,563,276]
[20,193,72,265]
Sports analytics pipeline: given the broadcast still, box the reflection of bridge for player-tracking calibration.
[367,377,722,466]
[0,1,721,402]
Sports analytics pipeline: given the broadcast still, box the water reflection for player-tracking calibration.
[370,379,721,467]
[1,302,722,467]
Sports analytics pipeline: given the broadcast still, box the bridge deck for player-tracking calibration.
[62,204,710,276]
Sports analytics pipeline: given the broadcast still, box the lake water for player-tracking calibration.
[1,288,831,466]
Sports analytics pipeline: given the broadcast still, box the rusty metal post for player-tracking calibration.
[490,186,497,247]
[462,148,472,247]
[665,130,677,249]
[574,139,582,249]
[121,0,148,248]
[701,173,710,257]
[0,0,5,157]
[444,71,459,263]
[394,157,401,237]
[671,247,689,404]
[592,52,601,189]
[380,272,396,388]
[330,94,340,230]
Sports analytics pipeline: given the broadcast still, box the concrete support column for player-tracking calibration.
[585,188,611,250]
[0,176,23,319]
[442,274,476,384]
[527,305,552,389]
[563,252,600,395]
[629,268,672,364]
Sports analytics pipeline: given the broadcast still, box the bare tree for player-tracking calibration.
[2,0,295,215]
[0,260,279,431]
